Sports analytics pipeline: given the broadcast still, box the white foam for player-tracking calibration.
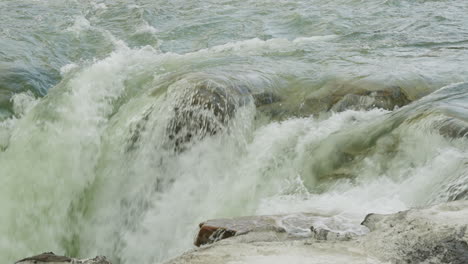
[92,2,107,10]
[66,16,91,33]
[60,63,78,75]
[1,43,467,264]
[135,22,158,34]
[292,35,338,43]
[11,91,38,116]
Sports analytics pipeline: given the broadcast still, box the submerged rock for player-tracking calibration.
[164,78,284,151]
[252,92,281,107]
[0,89,12,110]
[167,81,241,151]
[15,252,111,264]
[330,86,411,112]
[126,74,283,153]
[256,84,413,121]
[306,86,411,114]
[435,117,468,139]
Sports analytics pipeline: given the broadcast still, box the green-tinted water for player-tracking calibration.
[1,0,468,263]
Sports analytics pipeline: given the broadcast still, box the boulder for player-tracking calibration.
[194,215,286,246]
[169,214,370,264]
[256,85,412,121]
[361,201,468,264]
[126,77,283,153]
[195,225,237,247]
[166,80,250,152]
[194,213,353,246]
[330,86,411,112]
[15,252,71,263]
[252,92,281,107]
[304,86,411,114]
[170,201,468,264]
[15,252,111,264]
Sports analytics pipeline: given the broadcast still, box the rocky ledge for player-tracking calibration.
[15,201,468,264]
[167,200,468,264]
[15,252,111,264]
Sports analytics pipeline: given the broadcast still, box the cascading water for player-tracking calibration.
[1,0,468,263]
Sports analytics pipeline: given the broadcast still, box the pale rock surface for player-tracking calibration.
[167,201,468,264]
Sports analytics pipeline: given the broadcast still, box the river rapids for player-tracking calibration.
[1,0,468,263]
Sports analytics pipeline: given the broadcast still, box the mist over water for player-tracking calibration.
[1,0,468,263]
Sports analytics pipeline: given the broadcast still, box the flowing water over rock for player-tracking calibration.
[1,0,468,263]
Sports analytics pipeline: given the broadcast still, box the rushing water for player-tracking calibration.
[1,0,468,263]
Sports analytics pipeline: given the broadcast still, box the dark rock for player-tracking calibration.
[250,85,412,121]
[435,118,468,139]
[252,92,281,107]
[360,213,388,231]
[15,252,112,264]
[126,107,153,152]
[301,86,411,117]
[330,86,411,112]
[195,225,237,247]
[0,89,12,110]
[166,81,250,152]
[15,252,71,263]
[126,78,283,153]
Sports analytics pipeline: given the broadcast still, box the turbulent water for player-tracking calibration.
[1,0,468,263]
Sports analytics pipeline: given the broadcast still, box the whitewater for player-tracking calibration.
[1,0,468,263]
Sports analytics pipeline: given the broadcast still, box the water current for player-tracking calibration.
[1,0,468,263]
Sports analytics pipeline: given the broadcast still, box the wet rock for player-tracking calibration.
[126,78,282,153]
[126,107,153,152]
[15,252,111,264]
[250,85,412,120]
[435,117,468,139]
[252,92,281,107]
[0,89,12,110]
[195,225,237,247]
[169,214,371,264]
[195,213,328,246]
[361,200,468,264]
[331,86,411,112]
[360,213,387,231]
[172,201,468,264]
[166,80,249,152]
[437,177,468,202]
[299,86,411,118]
[16,252,71,263]
[310,226,354,241]
[166,239,371,264]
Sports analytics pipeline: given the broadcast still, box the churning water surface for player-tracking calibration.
[1,0,468,263]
